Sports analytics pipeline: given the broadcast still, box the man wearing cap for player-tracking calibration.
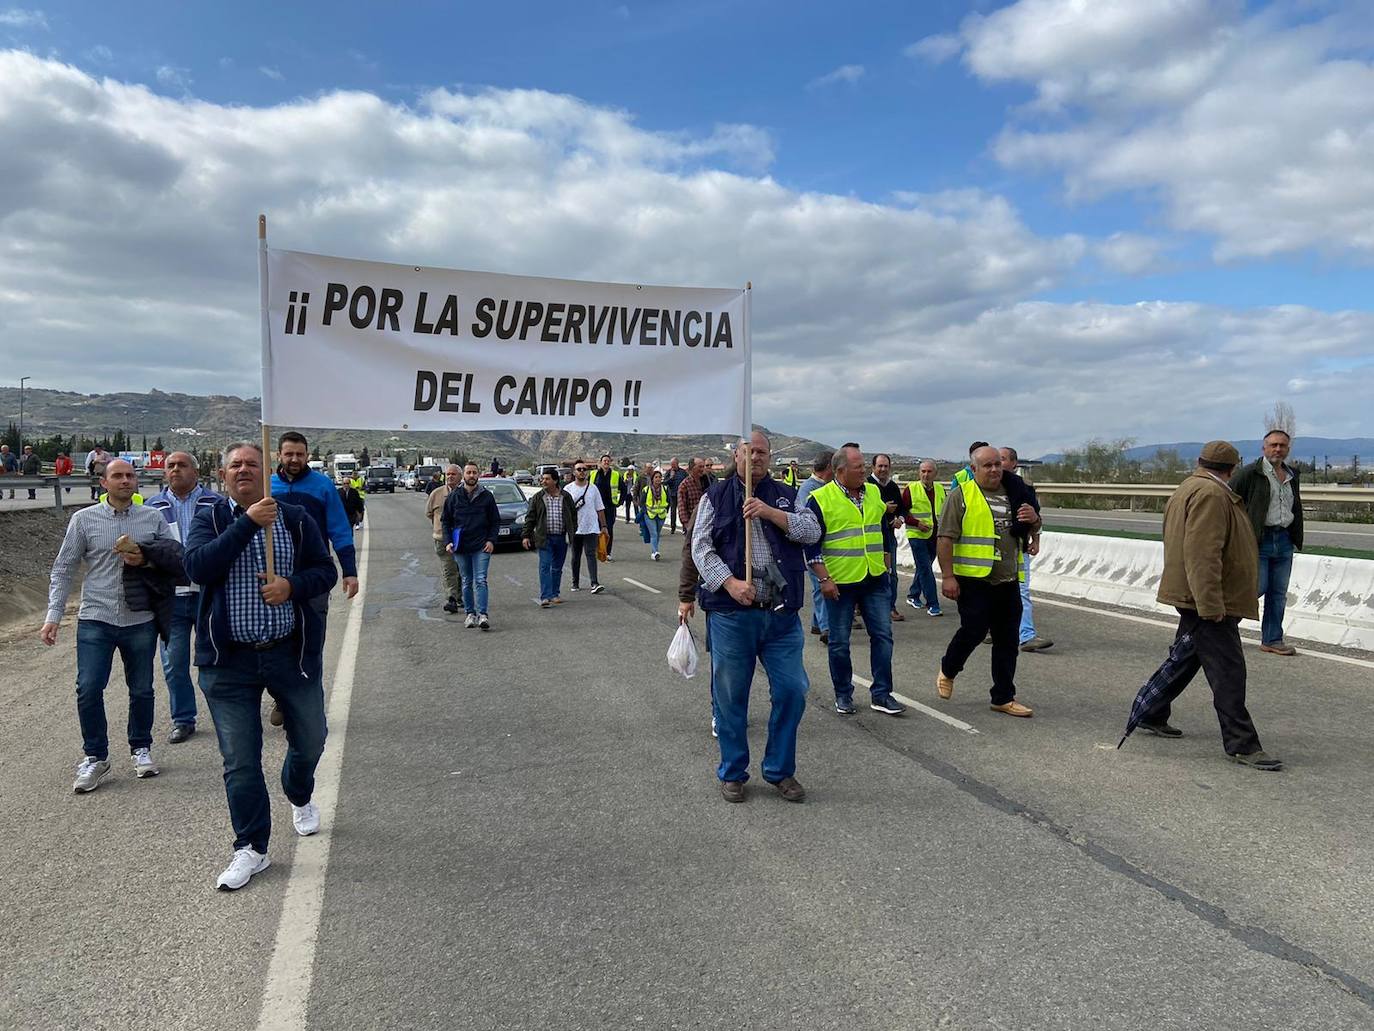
[1136,441,1280,771]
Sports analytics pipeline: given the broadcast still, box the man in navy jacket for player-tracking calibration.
[441,462,500,630]
[185,441,337,892]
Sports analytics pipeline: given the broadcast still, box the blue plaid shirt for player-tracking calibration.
[225,504,297,644]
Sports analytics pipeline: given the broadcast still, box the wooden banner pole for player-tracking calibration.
[258,214,275,578]
[743,281,753,579]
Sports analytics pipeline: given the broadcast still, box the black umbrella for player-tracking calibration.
[1118,630,1196,748]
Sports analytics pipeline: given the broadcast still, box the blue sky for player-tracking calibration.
[3,0,1372,456]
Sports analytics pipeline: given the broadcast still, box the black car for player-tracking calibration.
[364,467,396,493]
[481,477,530,548]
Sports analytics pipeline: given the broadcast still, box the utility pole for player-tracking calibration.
[18,376,30,454]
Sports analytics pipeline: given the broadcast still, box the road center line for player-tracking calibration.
[1034,596,1374,670]
[851,674,980,734]
[254,521,369,1031]
[622,577,662,594]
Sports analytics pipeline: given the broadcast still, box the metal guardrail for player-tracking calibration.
[0,471,205,511]
[1033,482,1374,504]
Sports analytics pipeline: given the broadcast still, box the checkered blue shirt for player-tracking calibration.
[226,505,297,644]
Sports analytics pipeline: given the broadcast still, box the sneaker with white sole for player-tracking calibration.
[292,800,320,836]
[464,613,478,629]
[590,583,605,594]
[905,597,921,610]
[216,847,270,891]
[72,756,111,793]
[132,747,160,778]
[652,552,660,561]
[478,614,491,631]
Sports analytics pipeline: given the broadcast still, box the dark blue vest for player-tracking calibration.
[699,473,807,613]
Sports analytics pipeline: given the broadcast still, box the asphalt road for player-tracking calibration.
[1044,507,1374,551]
[4,491,1373,1030]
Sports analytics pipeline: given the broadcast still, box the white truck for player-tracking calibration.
[332,453,359,485]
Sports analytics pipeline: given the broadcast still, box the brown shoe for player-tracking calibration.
[768,776,806,802]
[818,631,829,645]
[269,702,285,727]
[891,608,905,622]
[936,670,955,700]
[720,780,746,803]
[990,699,1034,718]
[1259,642,1297,656]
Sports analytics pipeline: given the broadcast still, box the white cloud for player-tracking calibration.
[1094,232,1168,275]
[903,34,961,64]
[807,64,864,90]
[85,44,113,64]
[0,7,46,29]
[259,65,283,81]
[155,64,191,89]
[1,49,1368,456]
[940,0,1374,262]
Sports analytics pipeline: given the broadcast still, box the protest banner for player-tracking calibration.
[259,242,750,435]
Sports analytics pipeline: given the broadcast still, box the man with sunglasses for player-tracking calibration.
[564,462,608,594]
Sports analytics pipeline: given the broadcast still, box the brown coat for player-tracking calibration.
[1157,470,1259,620]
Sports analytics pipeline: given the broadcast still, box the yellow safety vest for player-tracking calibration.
[813,480,887,584]
[952,467,972,489]
[781,467,798,487]
[643,485,668,519]
[350,476,366,496]
[950,479,1024,582]
[588,467,622,505]
[99,492,144,505]
[905,481,945,540]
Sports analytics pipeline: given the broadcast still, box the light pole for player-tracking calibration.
[18,376,30,455]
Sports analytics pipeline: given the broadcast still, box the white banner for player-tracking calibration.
[262,248,749,434]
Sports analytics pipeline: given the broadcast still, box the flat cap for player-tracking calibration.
[1199,440,1241,466]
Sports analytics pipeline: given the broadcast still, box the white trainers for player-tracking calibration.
[216,847,270,891]
[292,800,320,836]
[72,756,111,793]
[132,747,160,779]
[652,552,660,561]
[464,613,478,629]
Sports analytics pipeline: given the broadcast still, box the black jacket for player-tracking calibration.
[1230,459,1304,551]
[123,536,186,644]
[441,483,500,554]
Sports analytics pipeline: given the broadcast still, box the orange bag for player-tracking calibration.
[597,531,609,562]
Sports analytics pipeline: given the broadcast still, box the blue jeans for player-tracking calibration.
[1019,554,1036,643]
[159,594,199,727]
[1258,527,1294,645]
[823,575,894,702]
[201,644,328,853]
[808,569,829,633]
[455,549,491,615]
[906,537,940,613]
[647,516,664,554]
[75,619,157,760]
[538,537,568,600]
[707,608,809,783]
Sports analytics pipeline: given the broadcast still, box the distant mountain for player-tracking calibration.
[0,387,837,468]
[1038,438,1374,468]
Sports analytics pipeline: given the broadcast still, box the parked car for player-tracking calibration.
[534,464,563,484]
[513,469,534,485]
[481,477,530,548]
[413,465,442,491]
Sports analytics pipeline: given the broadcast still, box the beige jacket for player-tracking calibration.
[425,483,451,540]
[1157,470,1259,620]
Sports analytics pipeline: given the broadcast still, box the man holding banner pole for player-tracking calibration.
[693,431,820,803]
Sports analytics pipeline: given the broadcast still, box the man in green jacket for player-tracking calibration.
[522,468,576,607]
[1229,430,1303,656]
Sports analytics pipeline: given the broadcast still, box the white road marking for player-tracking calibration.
[622,577,662,594]
[254,521,369,1031]
[851,674,980,734]
[1035,597,1374,670]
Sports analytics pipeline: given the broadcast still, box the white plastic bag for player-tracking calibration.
[667,622,699,679]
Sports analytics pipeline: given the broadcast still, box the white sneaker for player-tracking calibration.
[216,847,270,891]
[132,747,160,778]
[72,756,111,793]
[464,613,477,629]
[292,800,320,836]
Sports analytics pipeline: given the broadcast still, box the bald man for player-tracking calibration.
[43,459,182,792]
[147,451,221,743]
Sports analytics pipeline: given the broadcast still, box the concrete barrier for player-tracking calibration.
[892,531,1374,651]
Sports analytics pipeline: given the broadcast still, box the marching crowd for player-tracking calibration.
[37,426,1301,887]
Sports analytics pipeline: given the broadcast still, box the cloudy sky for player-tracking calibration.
[2,0,1372,457]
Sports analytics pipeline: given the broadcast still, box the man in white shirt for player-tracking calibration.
[564,461,608,594]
